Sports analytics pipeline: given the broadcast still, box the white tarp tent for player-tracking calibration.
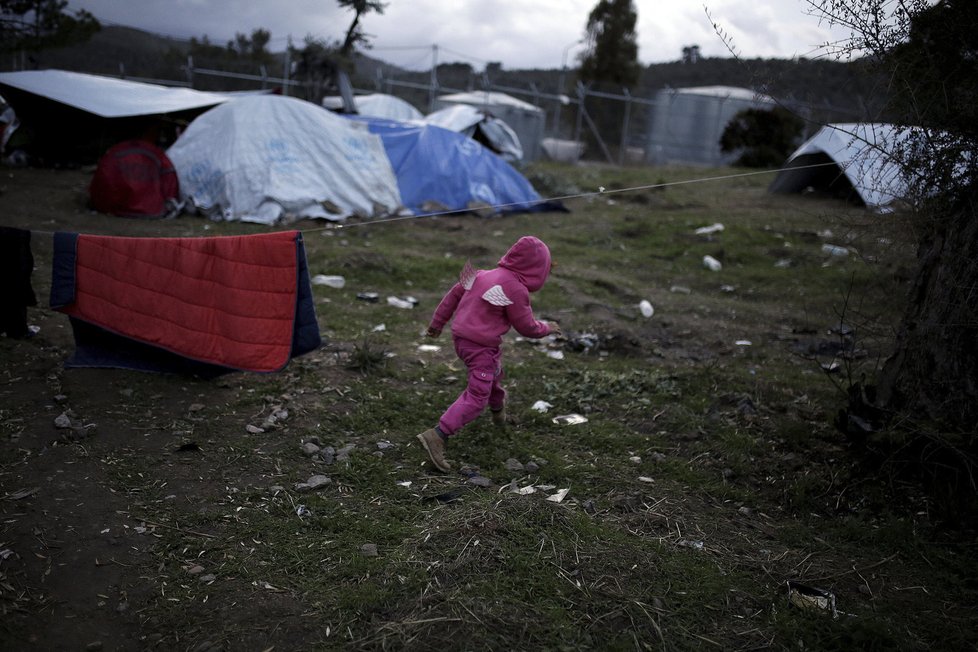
[434,91,544,161]
[352,93,423,121]
[167,94,403,224]
[768,123,909,210]
[425,104,524,162]
[0,69,232,118]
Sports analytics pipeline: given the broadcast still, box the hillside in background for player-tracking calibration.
[5,25,887,124]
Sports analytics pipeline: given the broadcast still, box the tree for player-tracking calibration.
[576,0,641,159]
[0,0,99,54]
[578,0,641,89]
[719,107,804,167]
[817,0,978,510]
[337,0,386,58]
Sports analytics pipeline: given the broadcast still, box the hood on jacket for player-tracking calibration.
[498,236,551,292]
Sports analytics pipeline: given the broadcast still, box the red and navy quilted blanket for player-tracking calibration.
[51,230,321,375]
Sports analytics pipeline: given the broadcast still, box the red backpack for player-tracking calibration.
[89,140,179,218]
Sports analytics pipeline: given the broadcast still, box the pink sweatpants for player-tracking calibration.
[438,336,506,436]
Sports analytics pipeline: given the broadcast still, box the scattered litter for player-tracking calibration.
[638,476,654,483]
[786,581,838,618]
[357,292,379,302]
[396,481,412,488]
[639,300,654,318]
[295,474,332,492]
[720,284,736,293]
[821,361,841,373]
[821,244,849,257]
[295,505,311,517]
[0,548,15,560]
[546,350,565,360]
[735,340,752,346]
[360,543,379,557]
[702,255,722,271]
[774,259,793,268]
[376,440,394,450]
[553,414,588,425]
[311,274,345,288]
[669,285,691,294]
[629,456,642,464]
[531,400,553,413]
[387,296,414,309]
[536,484,556,491]
[695,223,725,235]
[546,488,571,503]
[245,424,264,434]
[418,344,441,352]
[372,323,386,332]
[678,539,704,550]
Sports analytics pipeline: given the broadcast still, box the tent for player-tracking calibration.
[425,104,524,162]
[645,86,777,166]
[166,94,403,224]
[434,91,544,161]
[348,116,563,216]
[89,139,179,218]
[324,93,424,122]
[0,69,232,164]
[768,123,909,210]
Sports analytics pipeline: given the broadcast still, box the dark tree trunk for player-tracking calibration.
[876,192,978,435]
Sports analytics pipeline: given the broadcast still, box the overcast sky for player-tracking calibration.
[65,0,850,71]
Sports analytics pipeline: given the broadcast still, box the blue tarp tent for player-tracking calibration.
[347,116,564,217]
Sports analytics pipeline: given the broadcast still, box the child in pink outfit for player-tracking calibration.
[416,236,560,472]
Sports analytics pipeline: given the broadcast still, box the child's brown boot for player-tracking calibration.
[416,428,451,472]
[491,406,507,427]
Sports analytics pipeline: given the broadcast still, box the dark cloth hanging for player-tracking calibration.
[0,226,37,338]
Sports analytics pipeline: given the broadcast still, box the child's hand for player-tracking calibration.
[546,321,563,337]
[426,326,442,338]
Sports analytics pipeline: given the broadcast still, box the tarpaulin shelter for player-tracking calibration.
[434,91,544,162]
[166,94,403,224]
[89,139,180,218]
[0,69,232,164]
[768,123,910,210]
[324,92,424,122]
[348,116,563,217]
[425,104,524,163]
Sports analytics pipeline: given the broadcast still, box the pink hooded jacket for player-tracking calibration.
[429,236,553,347]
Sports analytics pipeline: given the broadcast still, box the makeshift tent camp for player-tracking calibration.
[324,93,424,122]
[434,91,544,161]
[768,123,909,210]
[645,86,777,166]
[166,95,403,224]
[348,116,563,216]
[425,104,524,162]
[0,69,232,163]
[89,139,179,218]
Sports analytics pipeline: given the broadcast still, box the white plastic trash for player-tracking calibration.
[821,244,849,257]
[694,223,725,235]
[703,255,722,271]
[531,400,553,413]
[311,274,345,288]
[639,300,654,318]
[386,296,414,309]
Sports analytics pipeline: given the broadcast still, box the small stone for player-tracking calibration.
[721,468,736,480]
[318,447,336,465]
[468,476,492,487]
[525,461,540,473]
[304,474,331,490]
[376,440,394,450]
[504,458,524,472]
[360,543,379,557]
[187,564,205,575]
[245,424,264,434]
[54,413,72,429]
[650,452,667,462]
[738,506,753,517]
[336,444,356,461]
[199,573,216,583]
[188,403,205,412]
[300,442,321,456]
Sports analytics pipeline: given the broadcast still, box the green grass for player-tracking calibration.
[5,162,974,651]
